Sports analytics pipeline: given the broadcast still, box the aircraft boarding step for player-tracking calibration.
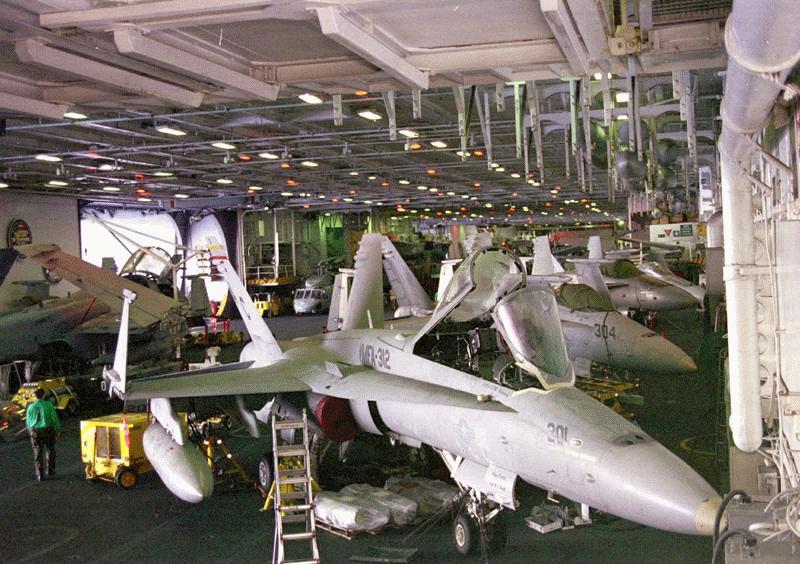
[271,410,319,564]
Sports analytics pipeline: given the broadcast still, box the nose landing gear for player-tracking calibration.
[452,490,508,558]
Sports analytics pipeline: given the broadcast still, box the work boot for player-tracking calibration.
[34,473,43,482]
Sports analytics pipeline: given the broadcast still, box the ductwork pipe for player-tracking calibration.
[720,0,800,452]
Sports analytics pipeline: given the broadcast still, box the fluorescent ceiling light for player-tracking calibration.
[154,171,174,177]
[299,93,323,104]
[137,197,152,202]
[343,197,353,202]
[447,191,455,196]
[430,141,447,148]
[495,167,505,172]
[349,171,359,176]
[510,173,521,178]
[456,151,470,157]
[212,142,237,150]
[216,179,233,184]
[63,111,87,120]
[259,152,280,159]
[398,180,410,185]
[367,175,377,180]
[98,164,121,171]
[318,194,326,199]
[490,162,499,168]
[301,161,319,167]
[36,154,61,162]
[174,194,190,199]
[357,110,382,121]
[102,186,120,192]
[364,200,373,204]
[417,186,428,190]
[616,114,629,120]
[399,129,418,138]
[281,192,294,196]
[593,72,603,80]
[428,187,437,192]
[248,185,263,191]
[156,126,186,136]
[0,182,8,188]
[615,91,630,103]
[47,180,68,186]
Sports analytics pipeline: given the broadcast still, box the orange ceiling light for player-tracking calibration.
[354,90,368,96]
[349,189,357,194]
[473,182,481,188]
[238,154,252,161]
[286,179,299,186]
[380,181,389,187]
[426,168,437,175]
[280,162,291,169]
[545,202,553,207]
[409,142,422,150]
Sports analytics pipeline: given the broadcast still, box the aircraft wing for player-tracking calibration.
[76,311,150,335]
[16,244,179,328]
[124,359,310,400]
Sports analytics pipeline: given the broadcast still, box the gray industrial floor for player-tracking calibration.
[1,310,723,563]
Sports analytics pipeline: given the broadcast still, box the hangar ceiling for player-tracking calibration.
[0,0,730,222]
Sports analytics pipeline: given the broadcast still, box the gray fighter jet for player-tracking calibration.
[101,234,720,556]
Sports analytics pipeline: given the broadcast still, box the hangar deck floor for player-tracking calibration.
[1,309,723,563]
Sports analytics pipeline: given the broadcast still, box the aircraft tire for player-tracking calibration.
[453,512,476,556]
[257,455,273,490]
[115,467,137,490]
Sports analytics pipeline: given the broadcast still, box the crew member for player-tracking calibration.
[26,388,61,481]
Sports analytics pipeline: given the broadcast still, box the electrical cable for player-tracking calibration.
[712,489,749,547]
[711,529,755,564]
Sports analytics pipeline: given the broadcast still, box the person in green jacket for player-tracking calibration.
[26,388,62,481]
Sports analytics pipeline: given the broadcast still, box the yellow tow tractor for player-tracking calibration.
[12,377,79,417]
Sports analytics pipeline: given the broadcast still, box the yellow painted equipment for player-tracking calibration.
[12,377,79,416]
[80,412,187,489]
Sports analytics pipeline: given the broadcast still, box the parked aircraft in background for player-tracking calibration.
[101,234,720,556]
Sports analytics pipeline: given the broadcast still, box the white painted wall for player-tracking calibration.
[0,192,80,306]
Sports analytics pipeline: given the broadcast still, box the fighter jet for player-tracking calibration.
[101,234,720,553]
[2,244,190,366]
[385,236,696,375]
[586,236,698,312]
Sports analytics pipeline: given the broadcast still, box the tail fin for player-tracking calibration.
[570,260,614,303]
[189,276,212,317]
[587,236,604,260]
[532,236,565,275]
[436,259,462,302]
[342,234,384,330]
[326,269,354,332]
[381,237,433,317]
[206,237,282,364]
[103,288,136,399]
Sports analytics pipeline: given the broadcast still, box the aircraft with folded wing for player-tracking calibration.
[99,234,721,555]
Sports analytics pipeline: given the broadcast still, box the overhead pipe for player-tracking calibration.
[719,0,800,453]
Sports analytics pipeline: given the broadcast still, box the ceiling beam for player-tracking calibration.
[39,0,275,29]
[406,40,563,73]
[540,0,592,75]
[315,7,429,90]
[114,30,279,101]
[0,92,68,120]
[15,39,204,108]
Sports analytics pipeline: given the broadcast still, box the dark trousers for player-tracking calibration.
[30,428,56,478]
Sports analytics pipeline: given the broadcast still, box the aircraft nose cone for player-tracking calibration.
[638,333,697,373]
[597,439,719,535]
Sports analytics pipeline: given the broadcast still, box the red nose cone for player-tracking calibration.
[314,396,357,442]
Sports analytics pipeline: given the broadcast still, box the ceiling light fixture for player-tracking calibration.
[426,169,437,175]
[102,186,120,192]
[417,186,428,190]
[354,90,368,97]
[368,175,377,180]
[281,191,294,196]
[248,185,263,191]
[63,111,87,120]
[280,162,291,169]
[409,142,422,150]
[156,125,186,136]
[430,141,447,148]
[473,149,484,157]
[174,194,190,199]
[0,182,8,188]
[137,197,152,202]
[510,173,521,178]
[216,179,233,184]
[357,110,382,121]
[616,114,629,120]
[153,171,174,177]
[399,129,418,138]
[259,152,280,159]
[301,161,319,167]
[495,167,505,172]
[398,180,410,185]
[47,180,68,186]
[615,91,630,103]
[212,142,237,150]
[299,93,323,104]
[35,154,61,162]
[456,151,470,157]
[349,171,359,176]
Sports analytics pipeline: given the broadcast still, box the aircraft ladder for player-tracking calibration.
[271,410,320,564]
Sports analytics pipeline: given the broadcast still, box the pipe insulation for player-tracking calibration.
[720,0,800,452]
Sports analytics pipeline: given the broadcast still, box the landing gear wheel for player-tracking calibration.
[488,512,508,551]
[115,467,137,489]
[453,511,476,556]
[257,455,272,490]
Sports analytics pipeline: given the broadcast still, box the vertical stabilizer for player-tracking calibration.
[326,269,354,331]
[588,236,604,260]
[436,259,462,302]
[532,236,565,275]
[206,238,283,364]
[571,260,614,303]
[342,234,384,330]
[381,236,434,316]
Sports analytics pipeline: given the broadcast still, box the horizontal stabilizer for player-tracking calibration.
[124,359,309,400]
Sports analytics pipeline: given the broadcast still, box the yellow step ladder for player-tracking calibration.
[271,410,320,564]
